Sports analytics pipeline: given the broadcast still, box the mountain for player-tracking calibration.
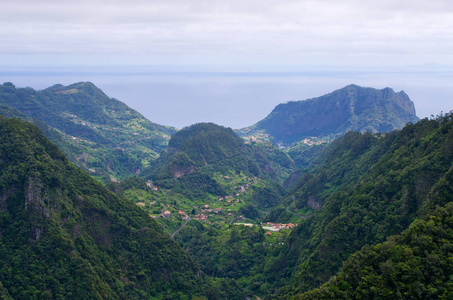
[131,112,452,298]
[0,81,176,182]
[139,123,292,217]
[0,117,207,299]
[299,203,453,299]
[257,112,453,298]
[166,122,261,176]
[240,84,419,145]
[142,122,295,183]
[4,79,450,299]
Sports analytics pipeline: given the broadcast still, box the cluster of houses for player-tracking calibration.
[64,112,120,132]
[234,222,298,236]
[194,211,239,221]
[193,204,246,221]
[218,195,235,201]
[262,222,298,232]
[194,204,223,221]
[201,207,222,213]
[300,138,328,146]
[219,175,259,194]
[145,180,159,191]
[162,209,189,219]
[239,129,271,144]
[193,214,207,221]
[236,178,259,193]
[150,202,232,221]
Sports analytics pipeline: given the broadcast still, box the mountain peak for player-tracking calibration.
[165,122,248,172]
[250,84,419,144]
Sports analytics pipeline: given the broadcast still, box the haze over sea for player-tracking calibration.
[2,65,452,129]
[2,0,453,129]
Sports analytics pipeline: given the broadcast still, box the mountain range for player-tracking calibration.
[1,80,451,299]
[0,82,420,180]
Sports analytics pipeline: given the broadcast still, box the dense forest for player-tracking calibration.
[149,112,451,299]
[0,81,451,299]
[299,203,453,299]
[0,117,208,299]
[264,112,453,298]
[141,122,293,201]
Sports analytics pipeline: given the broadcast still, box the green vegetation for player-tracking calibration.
[182,224,289,297]
[264,112,453,298]
[106,171,268,236]
[108,113,453,299]
[286,140,329,170]
[299,203,453,299]
[156,123,261,176]
[0,82,175,183]
[1,80,452,299]
[141,123,292,208]
[0,117,206,299]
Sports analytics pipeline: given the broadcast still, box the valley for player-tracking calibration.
[0,81,451,299]
[108,173,304,237]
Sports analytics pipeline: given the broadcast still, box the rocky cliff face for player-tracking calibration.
[251,84,419,144]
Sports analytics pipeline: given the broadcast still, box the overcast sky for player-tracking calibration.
[1,0,453,127]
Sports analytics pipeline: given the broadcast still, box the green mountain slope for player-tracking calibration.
[240,84,419,145]
[142,123,293,202]
[299,203,453,299]
[260,112,453,298]
[166,122,260,175]
[0,82,176,182]
[0,117,205,299]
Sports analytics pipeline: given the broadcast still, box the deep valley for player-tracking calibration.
[0,81,451,299]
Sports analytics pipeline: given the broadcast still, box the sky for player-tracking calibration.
[1,0,453,128]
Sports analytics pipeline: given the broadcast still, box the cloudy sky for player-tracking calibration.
[1,0,453,128]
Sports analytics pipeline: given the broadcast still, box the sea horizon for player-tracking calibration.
[1,65,452,129]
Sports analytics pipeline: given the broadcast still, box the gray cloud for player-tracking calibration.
[1,0,453,68]
[1,0,452,129]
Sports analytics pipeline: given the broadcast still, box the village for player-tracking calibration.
[234,222,298,234]
[129,172,304,239]
[148,198,299,237]
[149,201,247,223]
[144,174,261,221]
[238,128,272,144]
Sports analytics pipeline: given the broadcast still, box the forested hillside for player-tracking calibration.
[105,113,452,299]
[142,123,293,201]
[262,112,453,298]
[299,203,453,299]
[0,82,175,182]
[1,80,451,300]
[0,117,207,299]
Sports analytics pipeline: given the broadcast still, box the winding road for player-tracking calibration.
[286,206,309,219]
[286,196,311,219]
[171,216,191,240]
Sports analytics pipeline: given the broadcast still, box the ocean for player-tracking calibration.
[1,66,452,129]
